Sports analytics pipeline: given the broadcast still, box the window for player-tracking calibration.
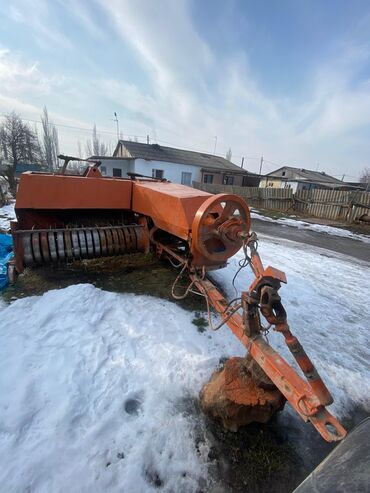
[152,169,164,179]
[203,173,213,184]
[181,172,192,186]
[113,168,122,177]
[242,176,249,187]
[100,166,106,176]
[282,171,286,176]
[223,175,234,185]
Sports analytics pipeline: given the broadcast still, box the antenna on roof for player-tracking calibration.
[259,156,264,175]
[213,136,218,155]
[112,112,119,141]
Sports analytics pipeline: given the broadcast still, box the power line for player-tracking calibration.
[0,114,146,139]
[0,113,262,162]
[227,153,261,162]
[331,174,359,179]
[264,159,285,168]
[0,114,363,178]
[0,112,245,160]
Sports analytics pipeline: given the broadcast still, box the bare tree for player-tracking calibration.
[85,124,108,157]
[41,107,59,171]
[0,112,42,195]
[0,173,10,207]
[360,167,370,184]
[226,147,232,161]
[76,141,83,159]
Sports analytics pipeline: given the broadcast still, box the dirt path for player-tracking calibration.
[252,218,370,263]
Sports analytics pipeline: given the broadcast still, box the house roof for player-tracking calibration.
[88,156,132,161]
[266,166,343,184]
[345,182,367,189]
[114,140,246,173]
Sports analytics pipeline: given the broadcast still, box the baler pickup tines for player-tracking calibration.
[12,225,148,266]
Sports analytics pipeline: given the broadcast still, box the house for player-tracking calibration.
[90,140,257,187]
[344,181,369,191]
[87,156,133,179]
[259,166,350,192]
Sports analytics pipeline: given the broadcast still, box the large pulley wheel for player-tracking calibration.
[192,194,251,262]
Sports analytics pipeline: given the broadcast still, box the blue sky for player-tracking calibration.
[1,0,370,178]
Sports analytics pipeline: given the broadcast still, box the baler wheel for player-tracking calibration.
[192,194,251,262]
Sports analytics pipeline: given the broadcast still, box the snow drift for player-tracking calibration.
[0,201,15,231]
[0,284,243,492]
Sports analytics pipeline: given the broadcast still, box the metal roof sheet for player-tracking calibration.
[266,166,343,184]
[115,140,247,173]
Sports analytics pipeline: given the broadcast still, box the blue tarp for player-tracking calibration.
[0,234,13,289]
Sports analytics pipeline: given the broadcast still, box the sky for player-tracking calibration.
[1,0,370,179]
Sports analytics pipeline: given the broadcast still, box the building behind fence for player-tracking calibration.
[192,181,370,223]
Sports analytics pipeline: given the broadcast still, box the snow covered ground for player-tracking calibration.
[0,201,15,230]
[0,235,369,492]
[0,285,243,493]
[251,209,370,244]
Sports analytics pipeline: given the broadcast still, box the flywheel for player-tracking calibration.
[191,194,251,262]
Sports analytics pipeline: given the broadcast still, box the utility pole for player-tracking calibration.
[241,157,244,168]
[259,156,264,175]
[147,134,150,144]
[113,112,119,141]
[213,136,218,155]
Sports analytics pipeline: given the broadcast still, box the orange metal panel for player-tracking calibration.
[132,181,211,239]
[16,172,133,210]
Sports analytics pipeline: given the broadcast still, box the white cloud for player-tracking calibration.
[2,0,370,177]
[0,48,54,95]
[97,0,213,94]
[0,49,114,156]
[299,42,370,139]
[95,0,370,176]
[6,0,73,50]
[58,0,106,40]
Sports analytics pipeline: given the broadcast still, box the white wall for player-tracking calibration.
[133,159,202,184]
[286,181,298,193]
[98,157,202,184]
[99,159,134,178]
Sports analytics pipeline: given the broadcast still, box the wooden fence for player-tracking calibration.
[192,181,370,223]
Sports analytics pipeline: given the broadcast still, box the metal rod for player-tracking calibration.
[13,225,143,234]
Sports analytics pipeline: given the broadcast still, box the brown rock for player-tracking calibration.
[200,357,286,432]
